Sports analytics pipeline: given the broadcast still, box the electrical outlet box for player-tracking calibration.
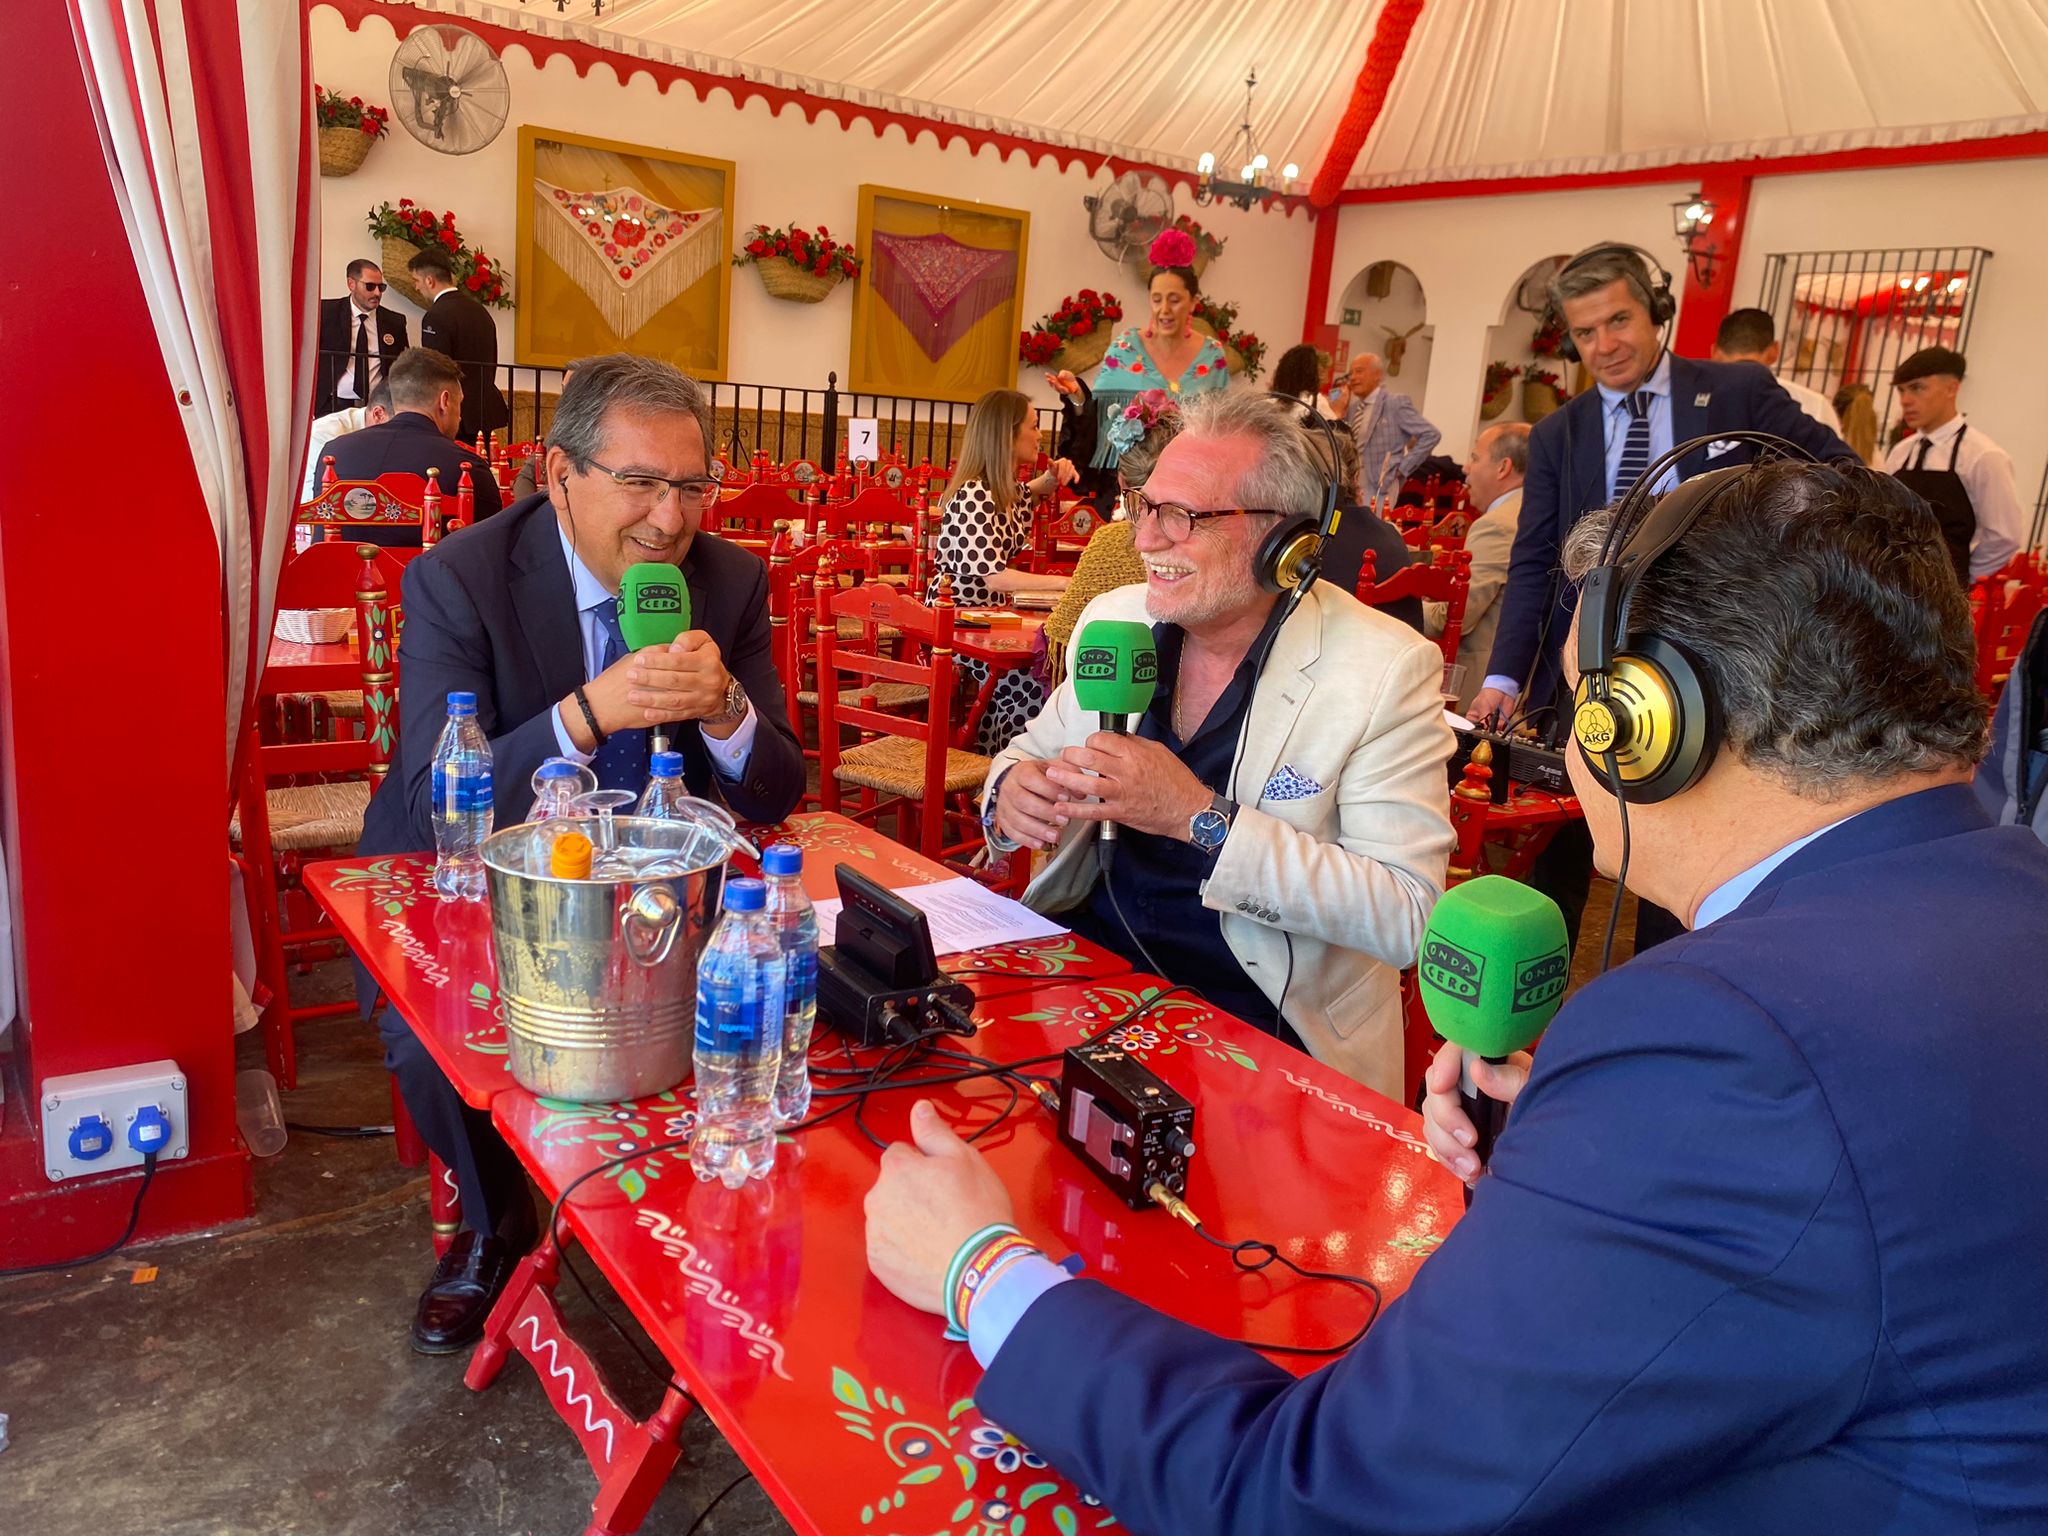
[39,1060,189,1183]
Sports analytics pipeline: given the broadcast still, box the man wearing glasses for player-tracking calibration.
[356,354,804,1354]
[314,257,407,417]
[983,389,1455,1101]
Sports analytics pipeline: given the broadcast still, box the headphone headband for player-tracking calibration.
[1557,241,1675,298]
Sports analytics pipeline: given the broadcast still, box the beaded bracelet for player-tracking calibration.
[941,1224,1041,1340]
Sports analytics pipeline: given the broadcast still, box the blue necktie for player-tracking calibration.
[589,603,650,794]
[1613,390,1653,501]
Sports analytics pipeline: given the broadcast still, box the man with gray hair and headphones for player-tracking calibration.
[1468,242,1852,954]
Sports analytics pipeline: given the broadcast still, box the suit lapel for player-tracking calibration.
[1230,588,1322,807]
[1670,355,1710,478]
[509,501,586,702]
[1563,392,1605,526]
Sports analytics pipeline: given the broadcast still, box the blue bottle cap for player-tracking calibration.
[650,750,684,778]
[447,690,477,714]
[761,843,803,876]
[536,758,581,780]
[723,878,767,912]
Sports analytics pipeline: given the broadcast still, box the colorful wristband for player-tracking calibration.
[941,1224,1039,1340]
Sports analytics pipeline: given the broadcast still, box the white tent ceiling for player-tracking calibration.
[416,0,2048,188]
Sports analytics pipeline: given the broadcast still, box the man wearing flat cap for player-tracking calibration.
[1883,346,2025,585]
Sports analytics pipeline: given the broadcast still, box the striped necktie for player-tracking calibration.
[1613,390,1654,501]
[589,603,650,794]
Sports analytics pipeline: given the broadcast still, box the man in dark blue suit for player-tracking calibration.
[1468,245,1853,952]
[358,355,804,1353]
[322,347,501,547]
[865,460,2048,1533]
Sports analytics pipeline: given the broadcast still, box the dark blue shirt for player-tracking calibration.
[1066,609,1305,1050]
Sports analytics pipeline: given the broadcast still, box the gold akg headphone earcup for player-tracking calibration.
[1257,515,1322,594]
[1571,636,1718,804]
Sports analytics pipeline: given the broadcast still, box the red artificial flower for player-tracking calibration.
[441,229,458,249]
[398,198,412,208]
[350,96,362,107]
[466,274,480,290]
[442,211,455,227]
[747,239,767,257]
[774,238,788,255]
[360,120,376,135]
[1070,319,1093,337]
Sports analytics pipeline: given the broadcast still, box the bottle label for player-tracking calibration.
[785,945,818,1005]
[695,952,785,1052]
[432,766,494,816]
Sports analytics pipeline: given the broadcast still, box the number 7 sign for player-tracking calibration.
[847,418,879,464]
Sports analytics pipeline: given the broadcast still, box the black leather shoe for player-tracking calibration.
[410,1230,519,1355]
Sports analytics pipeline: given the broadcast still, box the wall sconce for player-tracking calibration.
[1671,193,1720,287]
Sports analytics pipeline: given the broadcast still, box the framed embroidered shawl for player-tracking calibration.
[850,185,1030,402]
[515,127,735,377]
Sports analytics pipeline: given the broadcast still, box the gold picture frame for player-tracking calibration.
[850,184,1030,402]
[515,126,735,378]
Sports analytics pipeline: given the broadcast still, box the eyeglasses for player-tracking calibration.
[1119,489,1276,543]
[359,281,387,292]
[581,457,720,514]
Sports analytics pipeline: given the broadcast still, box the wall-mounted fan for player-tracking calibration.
[389,25,510,156]
[1515,255,1569,314]
[1084,172,1174,267]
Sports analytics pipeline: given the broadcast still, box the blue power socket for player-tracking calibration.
[67,1116,115,1162]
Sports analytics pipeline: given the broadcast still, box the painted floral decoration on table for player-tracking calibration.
[325,857,431,916]
[532,1089,697,1203]
[315,84,389,138]
[1009,984,1258,1072]
[366,200,512,307]
[832,1369,1114,1534]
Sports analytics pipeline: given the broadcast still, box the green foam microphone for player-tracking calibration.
[1070,619,1159,868]
[1416,875,1569,1199]
[619,562,691,756]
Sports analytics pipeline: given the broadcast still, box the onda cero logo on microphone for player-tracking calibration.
[1513,949,1570,1013]
[634,580,683,613]
[1420,937,1483,1003]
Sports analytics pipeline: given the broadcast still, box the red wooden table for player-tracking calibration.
[473,976,1459,1536]
[950,612,1045,668]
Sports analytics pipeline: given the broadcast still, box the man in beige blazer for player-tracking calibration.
[983,390,1454,1103]
[1429,422,1527,711]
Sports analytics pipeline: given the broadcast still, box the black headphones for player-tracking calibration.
[1252,392,1346,593]
[1549,242,1678,363]
[1570,432,1817,803]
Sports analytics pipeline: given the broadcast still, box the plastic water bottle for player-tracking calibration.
[527,757,589,823]
[637,750,691,818]
[761,844,819,1126]
[430,690,493,901]
[691,879,785,1188]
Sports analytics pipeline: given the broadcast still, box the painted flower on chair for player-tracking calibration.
[969,1423,1048,1474]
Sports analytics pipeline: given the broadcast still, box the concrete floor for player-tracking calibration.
[0,959,793,1536]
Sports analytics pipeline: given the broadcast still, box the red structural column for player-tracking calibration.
[0,2,249,1261]
[1301,208,1342,352]
[1672,168,1753,359]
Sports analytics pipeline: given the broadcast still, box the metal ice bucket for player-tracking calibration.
[481,816,732,1102]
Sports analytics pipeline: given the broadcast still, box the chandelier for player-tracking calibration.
[1195,71,1297,210]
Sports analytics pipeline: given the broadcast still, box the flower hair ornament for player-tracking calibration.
[1148,227,1197,269]
[1105,389,1180,456]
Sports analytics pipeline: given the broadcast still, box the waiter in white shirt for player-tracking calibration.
[1711,309,1841,433]
[1883,346,2026,587]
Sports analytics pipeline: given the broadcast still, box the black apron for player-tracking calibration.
[1894,425,1975,587]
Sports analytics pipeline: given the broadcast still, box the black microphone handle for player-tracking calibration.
[1097,713,1128,862]
[1458,1052,1511,1209]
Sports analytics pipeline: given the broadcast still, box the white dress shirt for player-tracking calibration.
[547,520,758,775]
[302,405,367,500]
[1776,376,1842,435]
[334,302,391,404]
[1882,413,2027,580]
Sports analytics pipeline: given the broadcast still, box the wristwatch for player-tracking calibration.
[1188,794,1236,853]
[705,674,748,727]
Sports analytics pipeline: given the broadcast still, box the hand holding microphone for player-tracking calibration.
[1055,620,1162,867]
[618,561,693,755]
[1414,876,1569,1205]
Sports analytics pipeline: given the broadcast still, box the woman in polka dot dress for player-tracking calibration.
[927,387,1074,754]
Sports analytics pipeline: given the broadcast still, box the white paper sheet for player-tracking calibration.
[811,876,1068,956]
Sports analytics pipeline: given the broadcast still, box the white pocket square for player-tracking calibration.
[1261,764,1324,801]
[1705,439,1743,459]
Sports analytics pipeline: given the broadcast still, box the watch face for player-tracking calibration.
[1190,809,1229,849]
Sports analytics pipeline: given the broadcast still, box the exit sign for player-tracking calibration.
[1342,307,1362,325]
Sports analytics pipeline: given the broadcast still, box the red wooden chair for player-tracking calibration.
[1359,546,1473,670]
[710,480,803,554]
[1971,559,2048,697]
[815,576,992,864]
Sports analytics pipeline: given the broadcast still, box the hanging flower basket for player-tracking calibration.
[1521,377,1562,421]
[754,256,843,304]
[1479,390,1511,421]
[1052,327,1112,375]
[379,235,426,307]
[318,125,376,178]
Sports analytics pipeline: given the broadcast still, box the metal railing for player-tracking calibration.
[318,353,1060,474]
[1757,246,1993,439]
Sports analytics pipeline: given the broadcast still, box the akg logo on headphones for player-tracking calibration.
[634,580,683,613]
[1513,948,1569,1013]
[1420,937,1484,1003]
[1574,697,1619,754]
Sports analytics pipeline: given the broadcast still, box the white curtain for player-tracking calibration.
[67,0,318,798]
